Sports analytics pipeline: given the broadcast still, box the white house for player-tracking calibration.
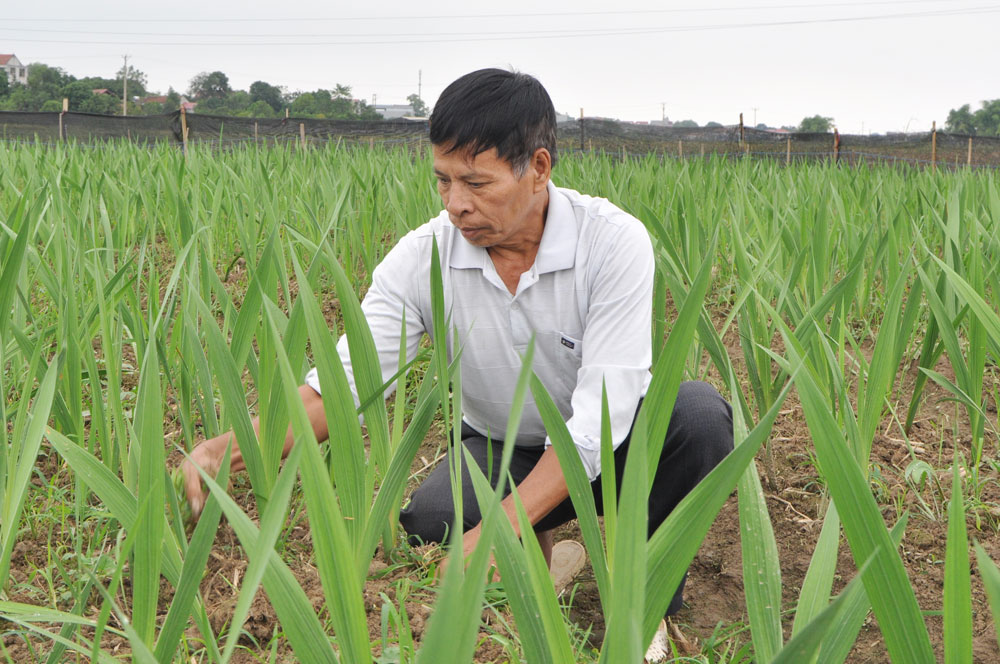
[375,103,414,120]
[0,54,28,86]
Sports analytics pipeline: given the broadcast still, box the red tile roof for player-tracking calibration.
[0,54,14,66]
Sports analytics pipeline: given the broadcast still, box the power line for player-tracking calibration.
[3,5,997,46]
[1,0,985,23]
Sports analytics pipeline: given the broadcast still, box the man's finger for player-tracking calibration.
[181,459,206,520]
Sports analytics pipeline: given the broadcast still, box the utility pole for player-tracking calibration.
[752,106,758,127]
[122,55,129,116]
[418,69,422,101]
[661,102,665,121]
[372,93,377,107]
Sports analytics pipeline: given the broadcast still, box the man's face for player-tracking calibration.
[432,145,549,250]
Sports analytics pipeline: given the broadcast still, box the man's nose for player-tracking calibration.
[445,183,473,217]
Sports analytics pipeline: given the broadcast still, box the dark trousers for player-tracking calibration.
[398,380,734,615]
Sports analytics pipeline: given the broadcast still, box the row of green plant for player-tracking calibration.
[0,142,998,662]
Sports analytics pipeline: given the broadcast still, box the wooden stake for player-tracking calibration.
[299,122,306,150]
[786,135,791,166]
[180,106,189,156]
[59,97,68,141]
[931,121,937,173]
[700,144,705,159]
[678,140,683,158]
[285,108,290,119]
[579,108,585,152]
[739,112,744,150]
[833,128,840,164]
[967,136,972,167]
[254,121,258,142]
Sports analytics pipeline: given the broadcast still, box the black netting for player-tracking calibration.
[2,109,999,169]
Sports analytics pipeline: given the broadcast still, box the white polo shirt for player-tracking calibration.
[305,180,654,481]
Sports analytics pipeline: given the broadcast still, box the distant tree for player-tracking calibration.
[195,96,225,113]
[333,83,352,99]
[223,90,251,114]
[705,121,723,128]
[114,65,148,98]
[0,73,8,98]
[29,63,74,94]
[289,91,319,116]
[59,80,92,110]
[0,63,73,110]
[246,100,276,118]
[973,99,1000,136]
[249,80,284,112]
[674,119,698,128]
[407,93,428,116]
[40,99,62,112]
[798,115,834,133]
[946,104,976,134]
[755,123,768,130]
[355,100,382,121]
[189,71,232,100]
[80,92,119,115]
[164,87,181,112]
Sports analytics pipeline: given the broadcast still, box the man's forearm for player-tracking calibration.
[463,446,569,553]
[201,384,329,471]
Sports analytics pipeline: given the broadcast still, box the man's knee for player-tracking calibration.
[671,381,734,463]
[398,498,453,545]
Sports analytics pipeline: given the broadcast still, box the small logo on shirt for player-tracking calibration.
[560,337,576,350]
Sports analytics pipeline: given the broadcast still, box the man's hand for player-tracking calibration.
[180,438,224,521]
[436,526,500,582]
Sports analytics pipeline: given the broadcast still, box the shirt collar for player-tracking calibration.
[448,180,578,273]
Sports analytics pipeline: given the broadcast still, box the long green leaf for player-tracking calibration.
[643,378,795,644]
[775,322,935,663]
[262,305,372,664]
[944,452,972,664]
[0,357,58,588]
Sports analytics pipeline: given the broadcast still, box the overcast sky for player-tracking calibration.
[4,0,998,133]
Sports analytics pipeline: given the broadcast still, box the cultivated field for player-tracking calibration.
[1,142,999,663]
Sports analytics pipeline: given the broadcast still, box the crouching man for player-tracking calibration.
[181,68,733,648]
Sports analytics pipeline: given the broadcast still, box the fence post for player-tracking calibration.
[786,135,791,166]
[299,122,306,150]
[739,112,744,152]
[968,136,973,167]
[678,140,683,158]
[931,121,937,173]
[833,128,840,164]
[180,106,189,157]
[254,121,259,143]
[579,108,585,153]
[59,98,68,142]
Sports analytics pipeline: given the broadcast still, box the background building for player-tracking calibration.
[1,54,28,86]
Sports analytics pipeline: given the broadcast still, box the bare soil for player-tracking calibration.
[3,303,1000,663]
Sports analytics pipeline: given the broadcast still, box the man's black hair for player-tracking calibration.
[430,68,558,174]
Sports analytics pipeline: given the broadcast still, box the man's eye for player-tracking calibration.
[468,182,484,189]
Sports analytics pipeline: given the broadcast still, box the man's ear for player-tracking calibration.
[530,148,552,192]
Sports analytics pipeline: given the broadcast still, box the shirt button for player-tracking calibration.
[511,302,520,311]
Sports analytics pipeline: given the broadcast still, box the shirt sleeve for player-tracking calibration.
[547,220,655,481]
[304,233,427,408]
